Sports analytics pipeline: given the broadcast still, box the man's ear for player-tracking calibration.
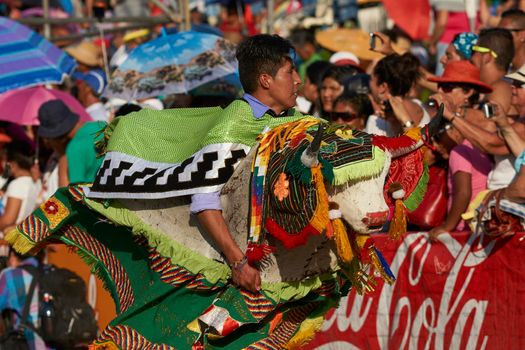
[259,73,272,89]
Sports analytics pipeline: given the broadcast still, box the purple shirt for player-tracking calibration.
[190,95,270,214]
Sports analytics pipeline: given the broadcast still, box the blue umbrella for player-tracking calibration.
[0,17,76,93]
[105,31,238,100]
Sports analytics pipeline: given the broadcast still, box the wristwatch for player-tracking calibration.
[403,120,415,128]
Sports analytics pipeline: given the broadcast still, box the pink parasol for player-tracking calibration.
[0,86,92,126]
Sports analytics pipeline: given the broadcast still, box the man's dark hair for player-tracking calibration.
[5,141,34,171]
[477,28,514,71]
[115,103,142,117]
[373,53,421,97]
[501,9,525,29]
[236,34,295,93]
[289,28,316,47]
[306,60,331,86]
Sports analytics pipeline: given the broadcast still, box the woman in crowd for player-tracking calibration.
[296,60,331,116]
[366,53,429,136]
[428,60,494,238]
[330,92,373,130]
[0,141,41,234]
[318,65,358,117]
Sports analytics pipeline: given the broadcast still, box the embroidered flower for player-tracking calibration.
[44,200,59,215]
[273,173,289,201]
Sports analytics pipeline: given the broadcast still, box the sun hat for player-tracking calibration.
[505,64,525,85]
[123,29,150,43]
[427,60,493,93]
[37,100,80,138]
[65,41,103,67]
[73,69,107,96]
[316,28,383,61]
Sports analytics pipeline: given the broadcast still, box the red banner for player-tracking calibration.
[305,231,525,350]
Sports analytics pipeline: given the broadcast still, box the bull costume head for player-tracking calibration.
[248,105,444,292]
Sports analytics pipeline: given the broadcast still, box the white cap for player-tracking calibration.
[329,51,361,67]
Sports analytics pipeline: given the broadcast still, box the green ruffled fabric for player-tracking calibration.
[84,197,339,304]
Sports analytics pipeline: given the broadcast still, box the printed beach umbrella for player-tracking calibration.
[0,17,77,93]
[0,86,91,126]
[105,31,238,100]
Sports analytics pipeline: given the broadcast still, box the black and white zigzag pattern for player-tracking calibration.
[84,143,250,199]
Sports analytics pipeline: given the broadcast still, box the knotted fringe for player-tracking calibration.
[388,199,407,240]
[89,342,120,350]
[310,167,330,233]
[332,218,352,263]
[5,228,37,254]
[369,246,396,285]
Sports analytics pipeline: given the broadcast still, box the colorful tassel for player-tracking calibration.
[332,218,353,263]
[388,198,407,240]
[369,246,396,285]
[245,242,276,265]
[309,167,330,233]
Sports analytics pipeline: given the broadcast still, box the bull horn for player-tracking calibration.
[421,103,445,143]
[300,123,324,168]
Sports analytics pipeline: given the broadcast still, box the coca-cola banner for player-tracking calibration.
[305,232,525,350]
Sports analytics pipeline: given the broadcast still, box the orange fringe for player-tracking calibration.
[388,199,407,240]
[333,218,352,263]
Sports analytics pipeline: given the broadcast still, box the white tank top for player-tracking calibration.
[487,154,516,190]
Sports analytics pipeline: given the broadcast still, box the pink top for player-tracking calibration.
[440,11,480,44]
[447,140,493,230]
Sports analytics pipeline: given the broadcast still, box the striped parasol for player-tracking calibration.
[0,17,76,94]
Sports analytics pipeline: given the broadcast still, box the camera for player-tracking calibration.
[483,103,494,119]
[427,98,438,109]
[369,33,376,50]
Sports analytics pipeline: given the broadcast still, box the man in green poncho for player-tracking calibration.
[191,34,302,293]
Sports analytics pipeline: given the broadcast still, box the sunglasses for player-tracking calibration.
[472,45,498,59]
[511,79,525,89]
[330,111,359,121]
[437,83,461,93]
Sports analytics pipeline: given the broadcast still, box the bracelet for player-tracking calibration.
[230,255,248,272]
[450,112,462,123]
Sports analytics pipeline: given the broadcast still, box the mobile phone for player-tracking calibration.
[383,100,393,114]
[369,33,376,50]
[483,103,494,118]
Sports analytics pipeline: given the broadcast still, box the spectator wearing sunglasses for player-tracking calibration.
[498,9,525,72]
[432,63,525,192]
[470,28,515,115]
[330,92,373,130]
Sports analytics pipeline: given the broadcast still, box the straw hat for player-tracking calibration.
[505,64,525,85]
[316,28,383,62]
[427,60,493,93]
[65,41,103,67]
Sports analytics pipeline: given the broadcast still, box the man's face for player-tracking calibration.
[499,17,523,53]
[268,59,301,111]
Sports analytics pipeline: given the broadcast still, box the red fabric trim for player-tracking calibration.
[245,242,276,264]
[265,218,320,249]
[371,135,417,152]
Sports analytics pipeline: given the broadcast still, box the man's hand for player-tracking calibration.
[231,263,261,292]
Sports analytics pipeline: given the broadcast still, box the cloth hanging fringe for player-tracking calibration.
[388,198,407,240]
